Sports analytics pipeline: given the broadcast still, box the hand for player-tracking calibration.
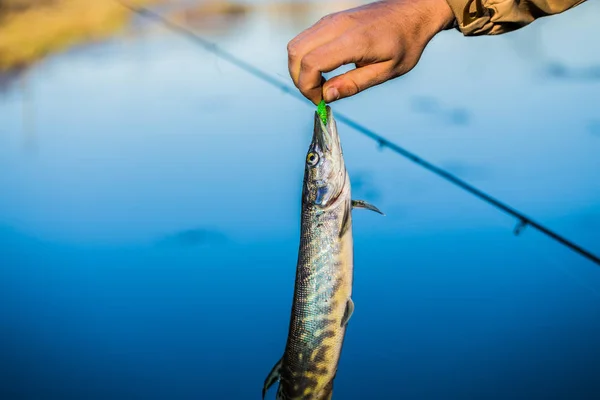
[287,0,455,104]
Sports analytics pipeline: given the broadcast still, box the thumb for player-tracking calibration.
[322,61,394,103]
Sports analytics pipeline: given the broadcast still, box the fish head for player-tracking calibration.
[302,106,347,208]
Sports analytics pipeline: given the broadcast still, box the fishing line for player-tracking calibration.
[116,1,600,268]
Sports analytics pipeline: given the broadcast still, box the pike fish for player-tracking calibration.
[262,106,382,400]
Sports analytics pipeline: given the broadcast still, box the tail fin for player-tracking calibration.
[262,357,283,399]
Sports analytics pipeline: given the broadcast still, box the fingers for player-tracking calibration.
[287,8,394,104]
[322,61,395,102]
[286,1,426,104]
[295,34,372,104]
[289,13,368,104]
[287,14,350,87]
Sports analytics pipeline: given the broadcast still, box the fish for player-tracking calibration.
[262,106,383,400]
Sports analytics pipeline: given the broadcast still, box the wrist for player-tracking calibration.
[386,0,456,41]
[422,0,457,36]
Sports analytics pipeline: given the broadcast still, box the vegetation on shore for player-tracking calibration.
[0,0,364,72]
[0,0,161,71]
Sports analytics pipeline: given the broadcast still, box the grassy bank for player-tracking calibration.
[0,0,161,71]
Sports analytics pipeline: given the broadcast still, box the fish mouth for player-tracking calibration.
[312,105,339,152]
[308,106,346,208]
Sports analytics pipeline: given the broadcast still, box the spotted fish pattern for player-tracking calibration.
[263,107,382,400]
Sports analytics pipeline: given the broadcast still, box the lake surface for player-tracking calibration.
[1,1,599,399]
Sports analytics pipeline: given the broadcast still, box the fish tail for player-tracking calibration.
[262,357,283,399]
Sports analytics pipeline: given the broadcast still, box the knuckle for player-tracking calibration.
[361,31,380,54]
[390,42,404,56]
[333,12,350,24]
[299,85,316,100]
[318,13,335,24]
[298,75,318,93]
[299,85,315,99]
[318,11,346,26]
[300,54,319,73]
[332,11,348,22]
[362,28,375,45]
[340,33,363,54]
[287,40,299,59]
[346,78,360,95]
[389,66,403,78]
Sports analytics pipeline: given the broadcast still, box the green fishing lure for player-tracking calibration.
[317,100,328,125]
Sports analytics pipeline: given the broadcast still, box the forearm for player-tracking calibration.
[445,0,587,35]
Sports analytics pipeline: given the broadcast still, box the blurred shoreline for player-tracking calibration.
[0,0,163,73]
[0,0,364,76]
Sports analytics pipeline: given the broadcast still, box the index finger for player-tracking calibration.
[296,34,372,104]
[287,13,352,88]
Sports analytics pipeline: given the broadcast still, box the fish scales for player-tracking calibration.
[263,106,381,400]
[282,197,353,399]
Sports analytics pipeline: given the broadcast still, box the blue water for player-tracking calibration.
[1,1,599,398]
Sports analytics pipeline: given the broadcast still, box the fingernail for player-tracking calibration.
[324,87,340,102]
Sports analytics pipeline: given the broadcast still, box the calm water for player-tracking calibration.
[1,1,600,399]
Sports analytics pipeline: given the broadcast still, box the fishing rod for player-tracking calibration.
[117,1,600,267]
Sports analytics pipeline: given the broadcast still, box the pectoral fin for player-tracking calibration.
[339,199,352,238]
[262,357,283,399]
[341,298,354,327]
[352,200,384,215]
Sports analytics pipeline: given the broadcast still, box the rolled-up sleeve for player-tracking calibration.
[445,0,587,35]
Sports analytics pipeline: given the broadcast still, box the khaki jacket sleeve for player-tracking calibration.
[445,0,587,35]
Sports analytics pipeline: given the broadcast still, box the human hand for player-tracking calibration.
[287,0,455,104]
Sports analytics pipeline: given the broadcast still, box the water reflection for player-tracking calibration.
[0,66,25,94]
[410,96,471,126]
[588,120,600,136]
[169,1,252,35]
[0,1,369,91]
[1,0,600,399]
[410,96,441,114]
[544,62,600,81]
[157,227,228,247]
[439,161,489,181]
[17,70,36,153]
[351,170,382,202]
[446,107,470,126]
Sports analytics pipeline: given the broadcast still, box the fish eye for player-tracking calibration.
[306,152,319,167]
